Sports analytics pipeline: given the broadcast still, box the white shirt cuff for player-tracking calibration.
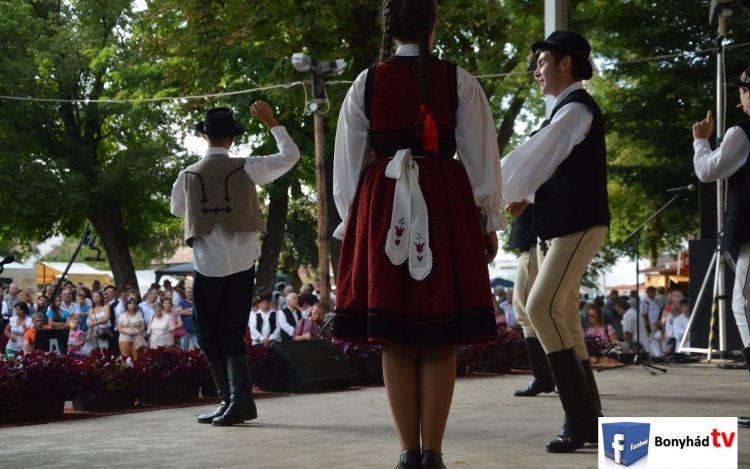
[486,210,509,232]
[333,221,346,240]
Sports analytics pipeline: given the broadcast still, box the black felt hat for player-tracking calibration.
[258,294,273,302]
[195,107,246,137]
[532,31,593,80]
[729,62,750,87]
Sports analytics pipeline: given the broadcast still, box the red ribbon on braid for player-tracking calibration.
[415,105,438,156]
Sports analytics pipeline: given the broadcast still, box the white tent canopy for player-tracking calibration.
[0,262,37,292]
[37,262,112,287]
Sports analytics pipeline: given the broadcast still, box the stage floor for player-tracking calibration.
[1,360,748,468]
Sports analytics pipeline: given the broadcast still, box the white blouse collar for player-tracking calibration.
[204,147,229,157]
[395,43,420,56]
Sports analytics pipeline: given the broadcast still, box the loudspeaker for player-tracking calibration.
[256,340,358,393]
[688,239,744,350]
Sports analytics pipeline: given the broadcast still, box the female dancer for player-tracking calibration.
[332,1,505,467]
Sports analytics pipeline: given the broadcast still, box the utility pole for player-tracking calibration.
[292,54,346,307]
[544,0,568,117]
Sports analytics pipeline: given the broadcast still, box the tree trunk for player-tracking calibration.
[256,188,290,294]
[88,209,138,290]
[325,156,342,282]
[282,255,302,293]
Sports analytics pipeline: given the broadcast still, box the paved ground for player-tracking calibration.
[1,360,749,469]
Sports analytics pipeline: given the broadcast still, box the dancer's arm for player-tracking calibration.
[332,69,373,240]
[244,101,301,185]
[693,113,749,182]
[501,100,592,203]
[454,66,507,233]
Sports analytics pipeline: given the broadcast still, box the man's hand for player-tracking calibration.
[484,232,498,264]
[251,101,279,129]
[692,111,714,141]
[505,200,530,216]
[262,338,271,347]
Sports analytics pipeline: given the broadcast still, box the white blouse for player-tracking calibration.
[332,43,507,239]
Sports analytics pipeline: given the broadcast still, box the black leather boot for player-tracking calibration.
[395,450,420,469]
[421,450,446,469]
[514,338,556,396]
[545,348,599,453]
[212,354,258,426]
[197,361,230,423]
[581,359,602,413]
[740,347,750,429]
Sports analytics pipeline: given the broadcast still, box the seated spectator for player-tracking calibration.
[492,296,507,329]
[47,295,70,328]
[617,300,650,351]
[75,291,90,335]
[665,298,690,353]
[147,303,174,348]
[87,291,112,351]
[297,293,313,319]
[499,289,516,328]
[293,303,330,340]
[584,303,617,345]
[22,313,51,354]
[249,294,280,346]
[67,316,85,358]
[118,298,146,358]
[661,288,684,324]
[5,303,33,359]
[650,321,666,357]
[277,293,303,341]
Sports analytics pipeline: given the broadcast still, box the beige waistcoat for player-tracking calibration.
[183,155,266,246]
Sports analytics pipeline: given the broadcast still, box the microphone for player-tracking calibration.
[666,184,696,193]
[0,255,15,266]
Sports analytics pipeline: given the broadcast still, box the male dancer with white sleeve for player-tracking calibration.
[502,31,609,453]
[171,103,299,426]
[692,62,750,428]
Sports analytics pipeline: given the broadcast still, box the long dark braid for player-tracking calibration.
[380,0,437,106]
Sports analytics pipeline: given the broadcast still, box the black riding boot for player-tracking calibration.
[395,450,420,469]
[514,337,556,396]
[740,347,750,429]
[212,354,258,426]
[421,450,446,469]
[197,361,229,423]
[581,359,602,413]
[545,348,599,453]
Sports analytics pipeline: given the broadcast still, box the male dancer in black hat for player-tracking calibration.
[501,31,609,453]
[693,62,750,429]
[171,102,299,425]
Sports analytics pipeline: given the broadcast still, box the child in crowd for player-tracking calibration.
[68,316,85,358]
[650,321,665,358]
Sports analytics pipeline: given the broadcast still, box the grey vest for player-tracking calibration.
[183,154,266,247]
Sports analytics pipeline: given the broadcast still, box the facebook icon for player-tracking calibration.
[602,422,650,466]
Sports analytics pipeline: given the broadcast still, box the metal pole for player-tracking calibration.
[544,0,568,117]
[716,15,728,354]
[313,95,330,307]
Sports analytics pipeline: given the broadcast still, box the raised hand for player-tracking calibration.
[251,101,280,129]
[692,111,714,140]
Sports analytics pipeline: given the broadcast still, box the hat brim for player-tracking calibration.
[729,76,750,87]
[195,121,246,137]
[531,41,593,80]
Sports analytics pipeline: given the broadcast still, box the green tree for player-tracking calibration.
[0,0,189,288]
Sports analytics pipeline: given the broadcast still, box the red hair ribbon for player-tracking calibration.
[416,105,438,156]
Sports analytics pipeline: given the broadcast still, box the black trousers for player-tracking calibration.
[193,266,255,363]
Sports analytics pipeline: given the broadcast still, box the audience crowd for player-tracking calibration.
[1,278,333,361]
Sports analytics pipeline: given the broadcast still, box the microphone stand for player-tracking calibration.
[598,194,682,375]
[41,223,96,315]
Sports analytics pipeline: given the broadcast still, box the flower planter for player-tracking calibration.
[72,389,137,413]
[1,395,65,422]
[140,382,200,406]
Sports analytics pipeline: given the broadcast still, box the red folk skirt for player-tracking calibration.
[333,157,498,348]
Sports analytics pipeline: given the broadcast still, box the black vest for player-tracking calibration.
[532,89,610,240]
[255,311,277,340]
[279,307,302,341]
[722,120,750,252]
[508,204,536,252]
